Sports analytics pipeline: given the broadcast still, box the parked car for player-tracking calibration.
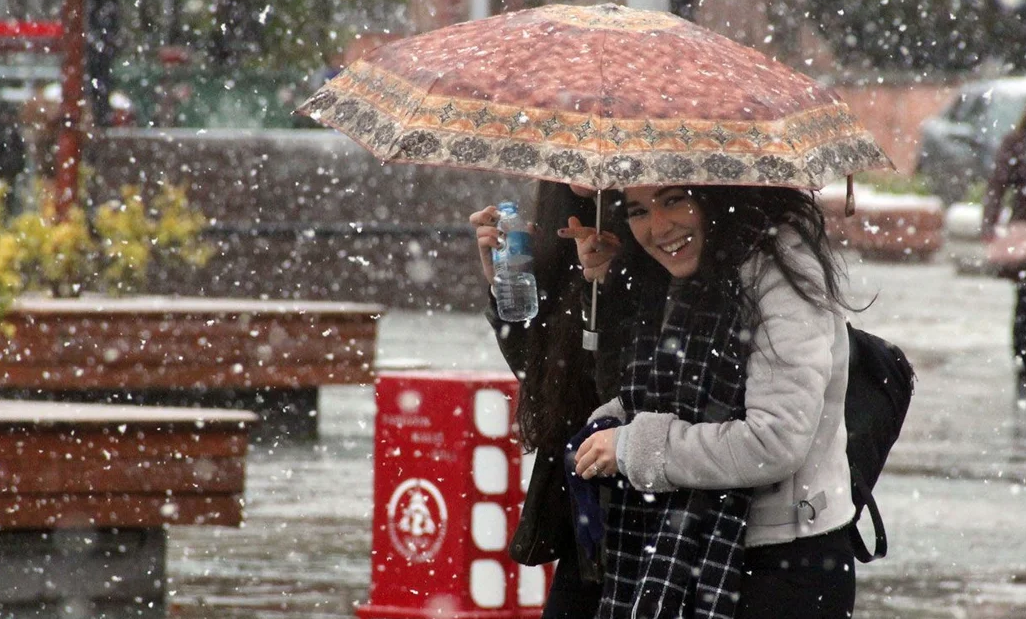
[916,77,1026,204]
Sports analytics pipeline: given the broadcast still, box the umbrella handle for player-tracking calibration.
[583,189,602,351]
[845,175,856,217]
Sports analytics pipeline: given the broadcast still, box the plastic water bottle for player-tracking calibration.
[492,201,538,322]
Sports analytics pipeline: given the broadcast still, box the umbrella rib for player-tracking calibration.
[595,27,611,191]
[383,72,445,159]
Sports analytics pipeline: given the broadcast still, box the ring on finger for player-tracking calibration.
[590,464,600,476]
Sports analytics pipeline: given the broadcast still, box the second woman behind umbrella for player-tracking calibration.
[469,181,630,619]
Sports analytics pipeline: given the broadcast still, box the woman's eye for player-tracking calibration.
[626,208,646,219]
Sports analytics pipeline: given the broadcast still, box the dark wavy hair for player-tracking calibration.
[514,182,626,454]
[609,185,853,326]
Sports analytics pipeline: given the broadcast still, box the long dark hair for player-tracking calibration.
[514,182,608,454]
[611,186,852,325]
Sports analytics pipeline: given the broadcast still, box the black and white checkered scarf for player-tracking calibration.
[600,274,753,619]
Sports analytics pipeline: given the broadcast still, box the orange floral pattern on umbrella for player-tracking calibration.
[298,3,891,189]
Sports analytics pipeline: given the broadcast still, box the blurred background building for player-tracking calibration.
[2,0,1025,307]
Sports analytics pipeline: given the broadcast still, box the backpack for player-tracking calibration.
[844,323,916,563]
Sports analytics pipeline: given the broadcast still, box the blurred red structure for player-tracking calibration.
[0,2,84,219]
[0,20,63,49]
[55,0,84,219]
[363,371,552,619]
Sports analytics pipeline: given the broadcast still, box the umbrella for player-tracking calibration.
[296,2,892,347]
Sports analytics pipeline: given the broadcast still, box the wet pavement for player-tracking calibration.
[166,254,1026,619]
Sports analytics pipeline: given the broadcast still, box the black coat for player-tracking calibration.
[486,279,628,581]
[984,126,1026,234]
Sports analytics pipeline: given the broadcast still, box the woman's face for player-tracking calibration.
[623,186,706,278]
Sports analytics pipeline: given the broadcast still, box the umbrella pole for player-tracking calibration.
[582,189,602,351]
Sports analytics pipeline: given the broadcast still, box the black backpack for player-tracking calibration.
[844,324,916,563]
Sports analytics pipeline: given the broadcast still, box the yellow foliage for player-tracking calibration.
[0,232,23,317]
[94,183,211,294]
[0,177,211,306]
[0,180,9,218]
[4,198,94,297]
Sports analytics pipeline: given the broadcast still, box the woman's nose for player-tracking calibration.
[649,205,673,236]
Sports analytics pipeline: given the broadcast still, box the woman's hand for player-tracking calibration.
[574,428,619,480]
[558,216,621,283]
[469,205,501,284]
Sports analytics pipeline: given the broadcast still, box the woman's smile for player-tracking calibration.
[657,233,695,256]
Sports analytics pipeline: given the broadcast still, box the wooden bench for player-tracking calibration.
[0,400,257,611]
[0,296,383,441]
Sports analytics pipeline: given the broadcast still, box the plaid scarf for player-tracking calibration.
[600,275,753,619]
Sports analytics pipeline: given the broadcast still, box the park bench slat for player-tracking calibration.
[0,457,244,494]
[0,361,372,390]
[0,493,243,529]
[0,400,253,529]
[0,298,381,392]
[7,296,383,315]
[0,401,257,424]
[0,316,377,367]
[0,430,249,458]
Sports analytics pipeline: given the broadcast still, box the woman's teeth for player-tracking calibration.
[659,235,693,255]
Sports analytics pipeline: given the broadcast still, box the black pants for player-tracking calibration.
[737,527,856,619]
[541,548,603,619]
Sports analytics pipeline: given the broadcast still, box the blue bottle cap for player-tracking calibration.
[497,200,518,214]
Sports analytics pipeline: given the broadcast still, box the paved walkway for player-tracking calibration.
[165,255,1026,618]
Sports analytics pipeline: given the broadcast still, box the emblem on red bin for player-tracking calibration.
[386,478,449,563]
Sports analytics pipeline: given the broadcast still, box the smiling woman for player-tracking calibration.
[569,185,861,619]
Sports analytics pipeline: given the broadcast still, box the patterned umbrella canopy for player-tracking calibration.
[296,3,891,191]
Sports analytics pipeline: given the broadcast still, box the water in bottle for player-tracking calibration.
[492,200,539,322]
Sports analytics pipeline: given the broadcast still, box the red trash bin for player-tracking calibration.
[358,371,554,619]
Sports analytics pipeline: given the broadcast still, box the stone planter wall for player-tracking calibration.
[820,184,945,260]
[85,129,533,313]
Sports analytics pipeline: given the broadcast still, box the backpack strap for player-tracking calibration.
[849,465,888,563]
